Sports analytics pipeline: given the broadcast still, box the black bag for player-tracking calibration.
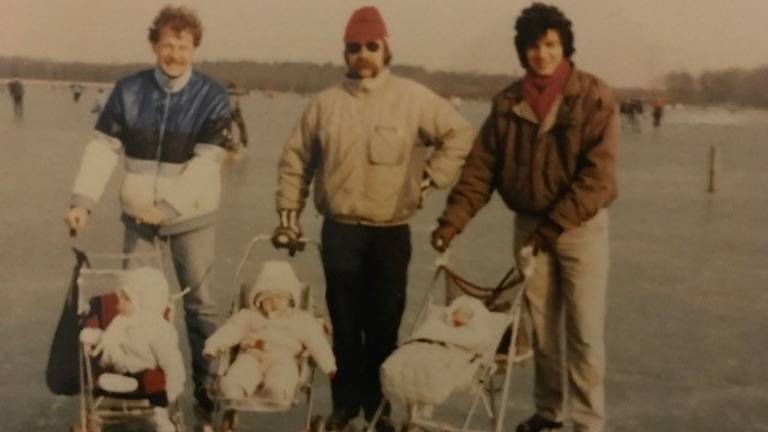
[45,248,89,395]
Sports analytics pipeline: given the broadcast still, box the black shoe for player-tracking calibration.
[194,386,215,414]
[515,414,563,432]
[193,387,215,432]
[325,409,356,431]
[371,416,395,432]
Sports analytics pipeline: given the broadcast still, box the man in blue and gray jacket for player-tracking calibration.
[64,6,230,428]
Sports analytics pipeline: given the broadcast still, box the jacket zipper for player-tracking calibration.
[153,91,172,205]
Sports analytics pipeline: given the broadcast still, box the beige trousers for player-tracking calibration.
[514,209,609,432]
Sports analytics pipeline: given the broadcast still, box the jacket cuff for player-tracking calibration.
[437,214,465,234]
[157,200,182,221]
[537,218,564,244]
[71,193,96,212]
[424,165,450,189]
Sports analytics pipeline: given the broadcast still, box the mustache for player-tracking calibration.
[162,57,187,65]
[352,58,378,70]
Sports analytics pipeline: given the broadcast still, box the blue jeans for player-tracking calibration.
[122,222,219,392]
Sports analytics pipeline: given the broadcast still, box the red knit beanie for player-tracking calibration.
[344,6,388,42]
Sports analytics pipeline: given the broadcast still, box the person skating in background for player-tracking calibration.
[273,6,474,431]
[652,97,665,127]
[224,81,249,158]
[432,3,618,431]
[63,6,231,431]
[70,82,85,103]
[91,88,105,115]
[619,98,642,133]
[7,75,24,118]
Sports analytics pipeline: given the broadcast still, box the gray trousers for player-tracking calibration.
[123,222,219,391]
[514,209,609,432]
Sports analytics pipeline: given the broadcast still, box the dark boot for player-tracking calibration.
[325,408,357,432]
[515,414,563,432]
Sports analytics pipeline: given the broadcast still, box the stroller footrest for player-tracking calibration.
[98,373,139,393]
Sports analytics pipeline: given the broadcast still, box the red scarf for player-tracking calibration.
[522,60,571,122]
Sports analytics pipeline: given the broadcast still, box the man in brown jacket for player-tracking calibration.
[431,3,618,432]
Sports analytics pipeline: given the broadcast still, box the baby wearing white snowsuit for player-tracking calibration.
[381,295,497,419]
[204,260,336,402]
[80,266,185,432]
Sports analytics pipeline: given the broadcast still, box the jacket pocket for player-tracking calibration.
[369,125,406,165]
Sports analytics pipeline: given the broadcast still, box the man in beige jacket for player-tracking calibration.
[273,7,473,431]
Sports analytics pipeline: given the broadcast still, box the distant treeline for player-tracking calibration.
[0,56,516,99]
[664,66,768,107]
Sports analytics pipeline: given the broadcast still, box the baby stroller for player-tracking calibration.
[207,234,330,432]
[64,247,186,432]
[371,253,533,432]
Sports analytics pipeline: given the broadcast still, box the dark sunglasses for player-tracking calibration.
[345,41,381,54]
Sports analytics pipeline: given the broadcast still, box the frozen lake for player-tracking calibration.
[1,83,767,431]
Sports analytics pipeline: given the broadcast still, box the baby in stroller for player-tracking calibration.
[381,295,506,419]
[203,260,336,404]
[78,266,185,432]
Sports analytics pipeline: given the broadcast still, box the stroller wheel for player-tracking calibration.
[309,414,325,432]
[89,418,102,432]
[217,409,237,432]
[69,419,101,432]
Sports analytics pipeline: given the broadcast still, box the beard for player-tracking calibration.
[347,58,381,79]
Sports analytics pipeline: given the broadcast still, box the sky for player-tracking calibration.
[1,0,766,87]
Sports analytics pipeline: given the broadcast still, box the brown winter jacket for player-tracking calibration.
[438,66,619,232]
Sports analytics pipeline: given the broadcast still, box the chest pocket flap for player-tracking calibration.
[369,125,406,165]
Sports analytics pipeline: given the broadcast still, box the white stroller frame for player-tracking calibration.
[367,254,532,432]
[208,234,329,432]
[69,246,186,432]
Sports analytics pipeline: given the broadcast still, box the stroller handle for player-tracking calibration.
[434,245,537,281]
[231,233,321,296]
[433,248,452,269]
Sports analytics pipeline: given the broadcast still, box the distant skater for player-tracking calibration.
[619,99,643,133]
[8,76,24,118]
[225,81,249,158]
[91,88,105,115]
[652,98,665,127]
[70,83,85,103]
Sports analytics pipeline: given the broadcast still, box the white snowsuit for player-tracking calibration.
[381,296,502,408]
[204,260,336,402]
[96,267,186,402]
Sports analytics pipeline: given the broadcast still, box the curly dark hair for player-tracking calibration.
[514,3,575,69]
[148,5,203,47]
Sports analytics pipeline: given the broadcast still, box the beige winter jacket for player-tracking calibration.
[277,68,474,225]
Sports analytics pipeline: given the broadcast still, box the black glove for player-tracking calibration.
[525,218,563,254]
[271,209,304,256]
[430,222,458,252]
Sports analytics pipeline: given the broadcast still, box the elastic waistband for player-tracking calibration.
[326,215,411,228]
[121,212,216,237]
[124,158,185,177]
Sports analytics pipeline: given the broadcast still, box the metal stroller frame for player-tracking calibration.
[208,234,329,432]
[367,254,532,432]
[69,246,186,432]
